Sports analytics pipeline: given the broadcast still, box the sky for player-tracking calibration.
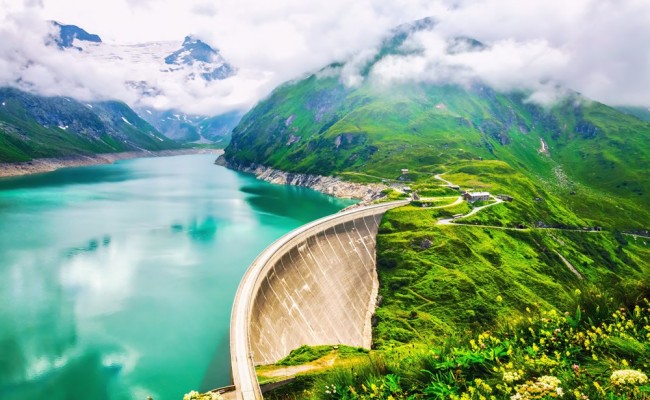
[1,0,649,116]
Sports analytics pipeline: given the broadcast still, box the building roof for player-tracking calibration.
[467,192,490,197]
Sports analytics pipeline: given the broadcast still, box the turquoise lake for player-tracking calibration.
[0,154,354,400]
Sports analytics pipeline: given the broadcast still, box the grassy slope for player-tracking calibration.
[250,92,650,396]
[374,206,650,349]
[616,105,650,123]
[223,22,650,398]
[0,87,178,162]
[226,76,650,230]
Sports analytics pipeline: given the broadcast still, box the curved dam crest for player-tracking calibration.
[230,200,410,399]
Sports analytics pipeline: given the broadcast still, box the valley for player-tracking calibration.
[1,5,649,400]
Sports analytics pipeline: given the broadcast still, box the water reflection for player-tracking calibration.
[63,235,111,258]
[0,155,353,399]
[0,164,138,192]
[0,252,81,398]
[169,217,220,243]
[241,181,355,222]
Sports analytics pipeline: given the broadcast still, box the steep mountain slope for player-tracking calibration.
[223,23,650,229]
[197,111,242,144]
[0,87,178,163]
[163,35,236,81]
[186,18,650,400]
[617,105,650,123]
[137,108,241,144]
[48,22,239,143]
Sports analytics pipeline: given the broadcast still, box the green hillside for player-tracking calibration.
[219,19,650,400]
[0,87,179,163]
[617,106,650,123]
[224,76,650,229]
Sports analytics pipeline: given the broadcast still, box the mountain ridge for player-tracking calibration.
[222,19,650,230]
[0,87,179,163]
[50,21,102,49]
[50,22,239,143]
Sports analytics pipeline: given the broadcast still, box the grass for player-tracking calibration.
[275,345,369,367]
[261,190,650,399]
[264,289,650,399]
[0,87,178,162]
[221,25,650,399]
[372,191,650,346]
[224,70,650,230]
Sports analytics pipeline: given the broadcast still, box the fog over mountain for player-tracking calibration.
[1,0,649,116]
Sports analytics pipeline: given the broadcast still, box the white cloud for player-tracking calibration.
[433,0,650,106]
[1,0,650,118]
[191,2,218,17]
[369,30,570,104]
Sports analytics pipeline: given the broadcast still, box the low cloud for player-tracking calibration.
[2,0,650,118]
[433,0,650,106]
[125,0,154,9]
[191,3,218,17]
[368,30,570,104]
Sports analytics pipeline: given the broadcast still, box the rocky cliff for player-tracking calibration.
[215,155,387,202]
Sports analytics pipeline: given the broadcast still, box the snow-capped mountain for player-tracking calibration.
[48,22,239,143]
[163,36,235,81]
[51,21,102,49]
[136,107,242,144]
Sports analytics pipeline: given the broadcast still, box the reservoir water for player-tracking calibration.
[0,154,354,400]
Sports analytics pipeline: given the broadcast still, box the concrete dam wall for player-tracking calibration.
[230,200,409,399]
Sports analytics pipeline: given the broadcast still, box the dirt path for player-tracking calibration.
[434,173,455,187]
[554,251,583,279]
[419,196,463,209]
[258,353,339,379]
[462,197,504,218]
[437,195,504,225]
[343,172,399,182]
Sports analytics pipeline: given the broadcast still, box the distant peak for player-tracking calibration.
[392,17,437,36]
[381,17,438,52]
[183,35,199,45]
[50,21,102,49]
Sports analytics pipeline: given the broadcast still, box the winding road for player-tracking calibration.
[229,172,604,398]
[433,173,455,187]
[437,196,504,225]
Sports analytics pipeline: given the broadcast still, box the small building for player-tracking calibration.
[403,186,412,192]
[449,185,461,191]
[401,168,409,174]
[463,191,490,202]
[497,194,514,202]
[412,192,421,201]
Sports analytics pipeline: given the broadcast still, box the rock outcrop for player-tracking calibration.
[216,155,387,203]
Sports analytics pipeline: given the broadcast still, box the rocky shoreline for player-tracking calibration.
[215,155,387,203]
[0,148,222,178]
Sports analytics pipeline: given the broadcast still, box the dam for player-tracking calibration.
[229,200,410,399]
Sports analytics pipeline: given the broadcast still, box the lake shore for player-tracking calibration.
[215,154,387,203]
[0,148,223,178]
